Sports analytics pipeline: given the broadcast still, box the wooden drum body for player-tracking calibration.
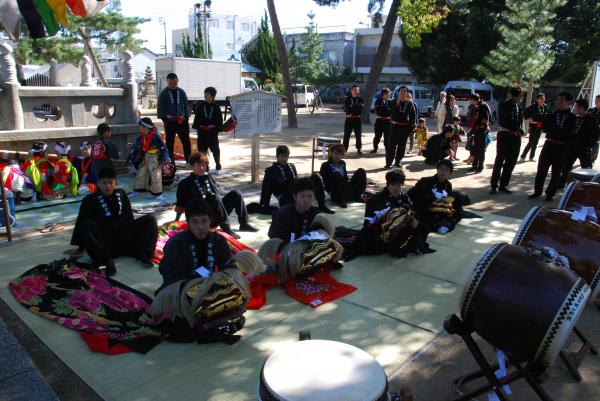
[513,207,600,299]
[558,181,600,218]
[460,243,589,367]
[258,339,389,401]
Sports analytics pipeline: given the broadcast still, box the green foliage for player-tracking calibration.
[398,0,449,48]
[313,63,357,87]
[288,38,301,80]
[241,11,280,79]
[180,18,212,59]
[296,12,329,84]
[476,0,566,89]
[544,0,600,83]
[12,11,147,65]
[400,0,506,84]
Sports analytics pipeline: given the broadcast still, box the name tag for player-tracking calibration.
[195,266,211,278]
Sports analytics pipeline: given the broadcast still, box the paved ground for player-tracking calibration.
[1,106,598,401]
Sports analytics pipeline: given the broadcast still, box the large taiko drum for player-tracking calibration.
[593,173,600,183]
[569,168,600,182]
[513,207,600,299]
[558,181,600,218]
[258,339,389,401]
[460,243,590,367]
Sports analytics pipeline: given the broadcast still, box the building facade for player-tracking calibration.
[283,31,354,70]
[172,12,258,61]
[352,27,415,85]
[98,48,158,80]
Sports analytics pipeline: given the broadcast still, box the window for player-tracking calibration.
[478,90,492,101]
[322,50,337,64]
[242,22,250,32]
[226,21,234,30]
[446,88,472,101]
[210,19,219,28]
[113,65,118,73]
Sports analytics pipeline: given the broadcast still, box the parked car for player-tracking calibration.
[370,85,434,117]
[292,84,315,108]
[443,81,498,123]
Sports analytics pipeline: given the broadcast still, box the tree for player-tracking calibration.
[181,17,211,59]
[400,0,506,84]
[398,0,449,48]
[288,38,301,82]
[476,0,566,100]
[296,12,329,84]
[544,0,600,84]
[241,11,280,80]
[267,0,297,128]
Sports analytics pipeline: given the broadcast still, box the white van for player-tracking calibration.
[371,85,434,116]
[242,77,258,92]
[443,81,498,122]
[292,84,315,107]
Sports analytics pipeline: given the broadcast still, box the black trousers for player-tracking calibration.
[80,215,157,267]
[521,127,542,159]
[491,131,521,189]
[326,168,367,203]
[472,129,488,171]
[423,149,448,165]
[197,130,221,167]
[221,190,249,225]
[373,120,390,150]
[164,120,191,162]
[534,141,568,197]
[558,145,594,189]
[386,124,411,166]
[257,173,327,209]
[343,118,362,151]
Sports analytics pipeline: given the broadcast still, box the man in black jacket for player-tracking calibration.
[67,168,157,276]
[371,88,392,153]
[157,73,191,162]
[558,98,600,188]
[422,125,453,165]
[530,92,577,201]
[521,93,549,161]
[268,178,321,244]
[343,84,364,154]
[192,87,224,170]
[387,86,418,168]
[247,145,333,214]
[468,94,492,173]
[490,86,524,194]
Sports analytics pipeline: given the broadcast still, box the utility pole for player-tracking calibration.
[194,0,212,59]
[159,17,167,55]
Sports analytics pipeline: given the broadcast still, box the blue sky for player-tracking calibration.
[121,0,392,54]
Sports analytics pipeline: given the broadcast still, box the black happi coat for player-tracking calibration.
[260,162,298,206]
[498,99,524,133]
[543,109,577,143]
[192,101,223,133]
[157,230,232,293]
[408,175,461,232]
[176,173,227,225]
[268,203,319,244]
[524,103,550,128]
[374,98,393,118]
[364,187,412,228]
[573,113,600,149]
[390,99,418,127]
[345,96,364,116]
[319,160,349,192]
[71,188,133,247]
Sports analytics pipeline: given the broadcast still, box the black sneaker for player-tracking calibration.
[384,164,391,169]
[357,150,363,155]
[489,188,497,194]
[545,195,554,202]
[319,206,335,214]
[529,193,542,199]
[499,187,512,194]
[337,201,348,209]
[216,164,222,171]
[369,149,377,154]
[105,261,117,277]
[239,223,259,232]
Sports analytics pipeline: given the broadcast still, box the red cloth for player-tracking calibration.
[247,274,279,310]
[79,332,133,355]
[283,270,357,308]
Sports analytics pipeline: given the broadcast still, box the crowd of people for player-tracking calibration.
[4,78,599,344]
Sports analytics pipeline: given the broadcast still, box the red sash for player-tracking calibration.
[142,129,156,153]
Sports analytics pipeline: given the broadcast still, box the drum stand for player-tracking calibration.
[558,326,598,382]
[444,314,554,401]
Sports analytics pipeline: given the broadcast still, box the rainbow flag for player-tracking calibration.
[3,0,110,39]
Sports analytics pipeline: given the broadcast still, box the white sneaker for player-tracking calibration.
[128,192,138,199]
[438,226,449,235]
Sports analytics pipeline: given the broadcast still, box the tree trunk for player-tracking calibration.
[361,0,401,124]
[266,0,297,128]
[78,27,109,87]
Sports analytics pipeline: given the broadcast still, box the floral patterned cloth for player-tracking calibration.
[9,259,163,353]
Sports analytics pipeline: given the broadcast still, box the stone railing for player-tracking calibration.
[0,44,139,153]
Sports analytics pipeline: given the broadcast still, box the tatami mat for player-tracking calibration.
[0,203,521,401]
